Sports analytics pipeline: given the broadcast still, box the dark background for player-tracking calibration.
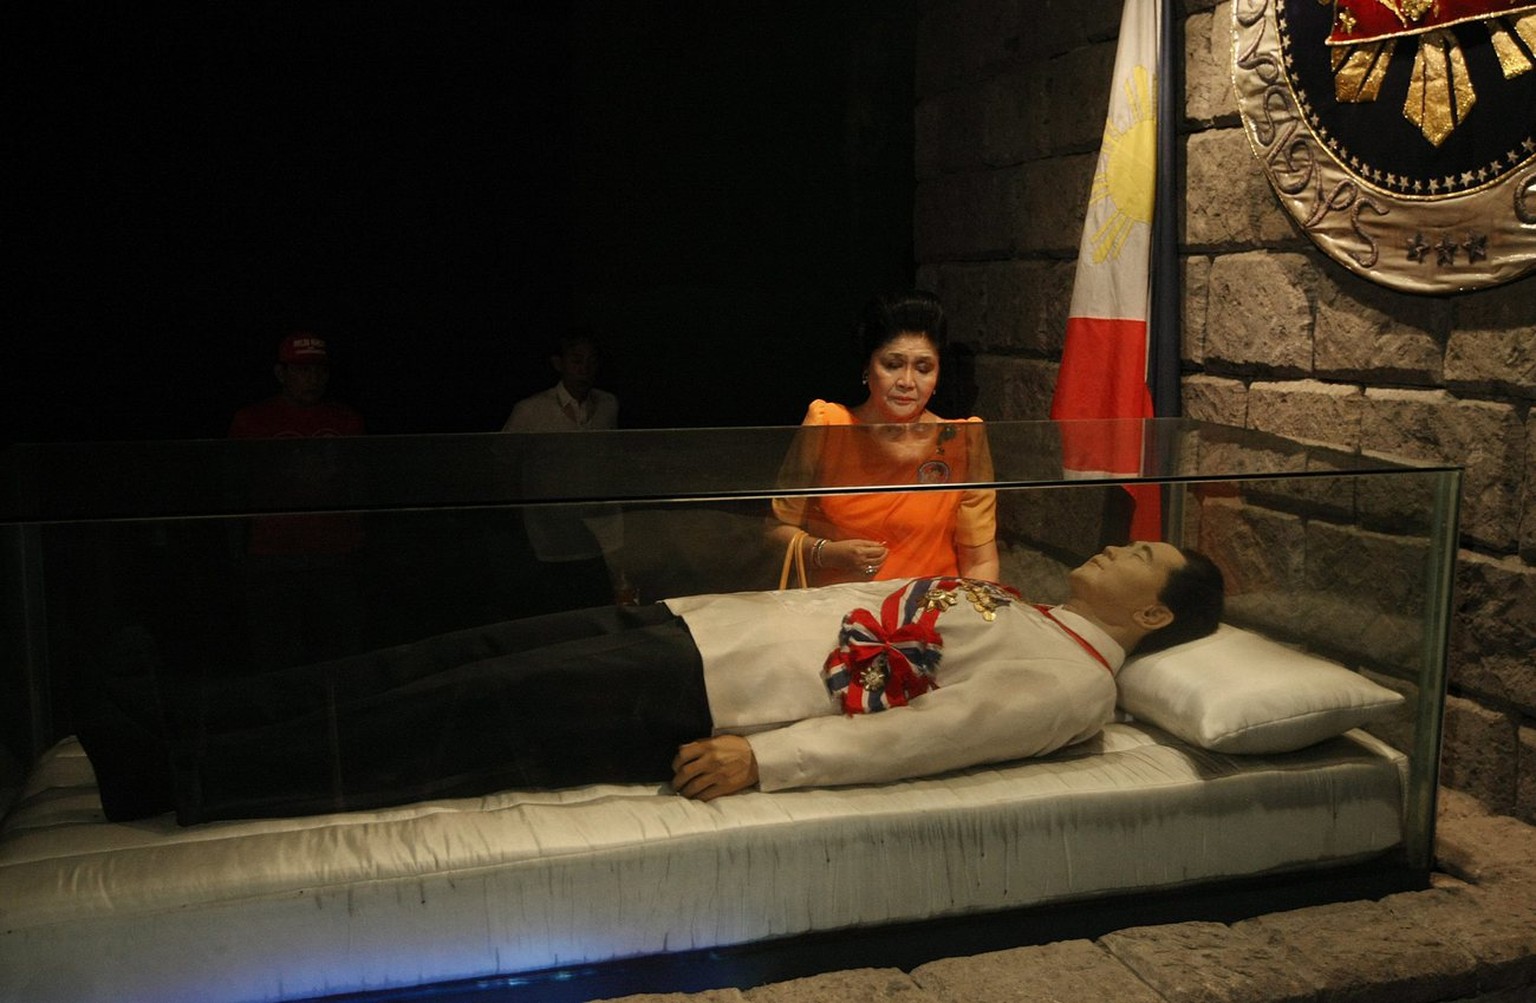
[9,0,917,443]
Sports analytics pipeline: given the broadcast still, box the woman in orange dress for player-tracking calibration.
[768,291,998,585]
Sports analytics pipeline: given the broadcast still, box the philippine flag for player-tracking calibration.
[1050,0,1164,541]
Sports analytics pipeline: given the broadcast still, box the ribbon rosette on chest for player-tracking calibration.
[822,577,1019,714]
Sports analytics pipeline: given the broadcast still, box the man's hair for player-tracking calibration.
[551,326,600,357]
[1134,548,1225,655]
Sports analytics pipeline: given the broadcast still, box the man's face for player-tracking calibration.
[1067,541,1185,630]
[553,341,599,395]
[276,362,330,406]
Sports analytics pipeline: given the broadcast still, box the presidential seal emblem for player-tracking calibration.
[1233,0,1536,293]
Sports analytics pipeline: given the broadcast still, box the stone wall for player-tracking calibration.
[911,0,1536,821]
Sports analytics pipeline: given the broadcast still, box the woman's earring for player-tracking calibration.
[861,372,868,385]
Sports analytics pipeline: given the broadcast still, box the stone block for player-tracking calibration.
[971,355,1057,420]
[1183,255,1211,365]
[1445,330,1536,398]
[1184,127,1300,247]
[1441,693,1519,816]
[997,538,1072,602]
[915,170,1020,261]
[1291,522,1428,668]
[916,0,1024,97]
[1452,272,1536,330]
[1381,884,1536,992]
[917,64,1051,178]
[1359,666,1420,751]
[1246,379,1363,450]
[1355,468,1452,547]
[1182,375,1247,427]
[591,989,745,1003]
[982,65,1049,166]
[915,262,940,295]
[916,92,986,180]
[1447,274,1536,395]
[1193,496,1306,599]
[1185,433,1308,479]
[1304,520,1429,615]
[1100,920,1322,1003]
[744,967,932,1002]
[1043,41,1117,154]
[1243,465,1358,543]
[1195,481,1417,653]
[1238,898,1480,1003]
[1204,252,1314,371]
[1028,0,1125,57]
[1314,265,1448,384]
[926,263,989,346]
[1438,784,1495,823]
[1450,551,1536,716]
[1184,5,1237,126]
[1520,725,1536,827]
[1434,797,1536,885]
[1012,154,1096,256]
[1524,420,1534,563]
[927,260,1073,356]
[998,483,1123,561]
[911,939,1165,1003]
[1361,390,1524,552]
[1458,986,1536,1002]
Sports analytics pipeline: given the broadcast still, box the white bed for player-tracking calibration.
[0,719,1407,1003]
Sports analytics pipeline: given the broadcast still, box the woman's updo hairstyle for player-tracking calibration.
[855,290,948,362]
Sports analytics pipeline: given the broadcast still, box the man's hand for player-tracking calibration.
[671,736,759,801]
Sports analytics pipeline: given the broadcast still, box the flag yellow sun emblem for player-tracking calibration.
[1087,64,1158,264]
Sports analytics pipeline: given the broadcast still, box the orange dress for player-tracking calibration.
[772,400,997,584]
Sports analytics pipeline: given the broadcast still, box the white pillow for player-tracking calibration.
[1116,624,1405,754]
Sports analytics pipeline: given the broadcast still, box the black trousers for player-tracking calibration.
[158,603,711,824]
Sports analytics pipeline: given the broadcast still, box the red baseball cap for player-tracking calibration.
[277,333,329,365]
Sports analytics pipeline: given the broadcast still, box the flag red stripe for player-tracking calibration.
[1051,316,1153,422]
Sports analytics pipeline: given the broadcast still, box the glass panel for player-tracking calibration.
[0,419,1454,524]
[1,419,1457,870]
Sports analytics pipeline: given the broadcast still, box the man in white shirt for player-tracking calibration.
[501,330,625,608]
[502,331,619,434]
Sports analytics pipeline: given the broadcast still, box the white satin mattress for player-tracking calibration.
[0,724,1406,1003]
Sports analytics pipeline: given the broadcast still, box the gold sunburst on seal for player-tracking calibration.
[1234,0,1535,293]
[1328,2,1536,146]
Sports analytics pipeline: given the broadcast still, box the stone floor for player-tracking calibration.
[592,789,1536,1003]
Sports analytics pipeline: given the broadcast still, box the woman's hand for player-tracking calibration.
[671,736,759,801]
[822,538,889,578]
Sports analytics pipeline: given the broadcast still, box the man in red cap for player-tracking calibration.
[228,332,364,439]
[228,332,367,670]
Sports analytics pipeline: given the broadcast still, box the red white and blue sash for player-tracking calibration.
[822,577,1020,714]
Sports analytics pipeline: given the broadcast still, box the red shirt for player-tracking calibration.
[228,397,365,439]
[228,396,366,555]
